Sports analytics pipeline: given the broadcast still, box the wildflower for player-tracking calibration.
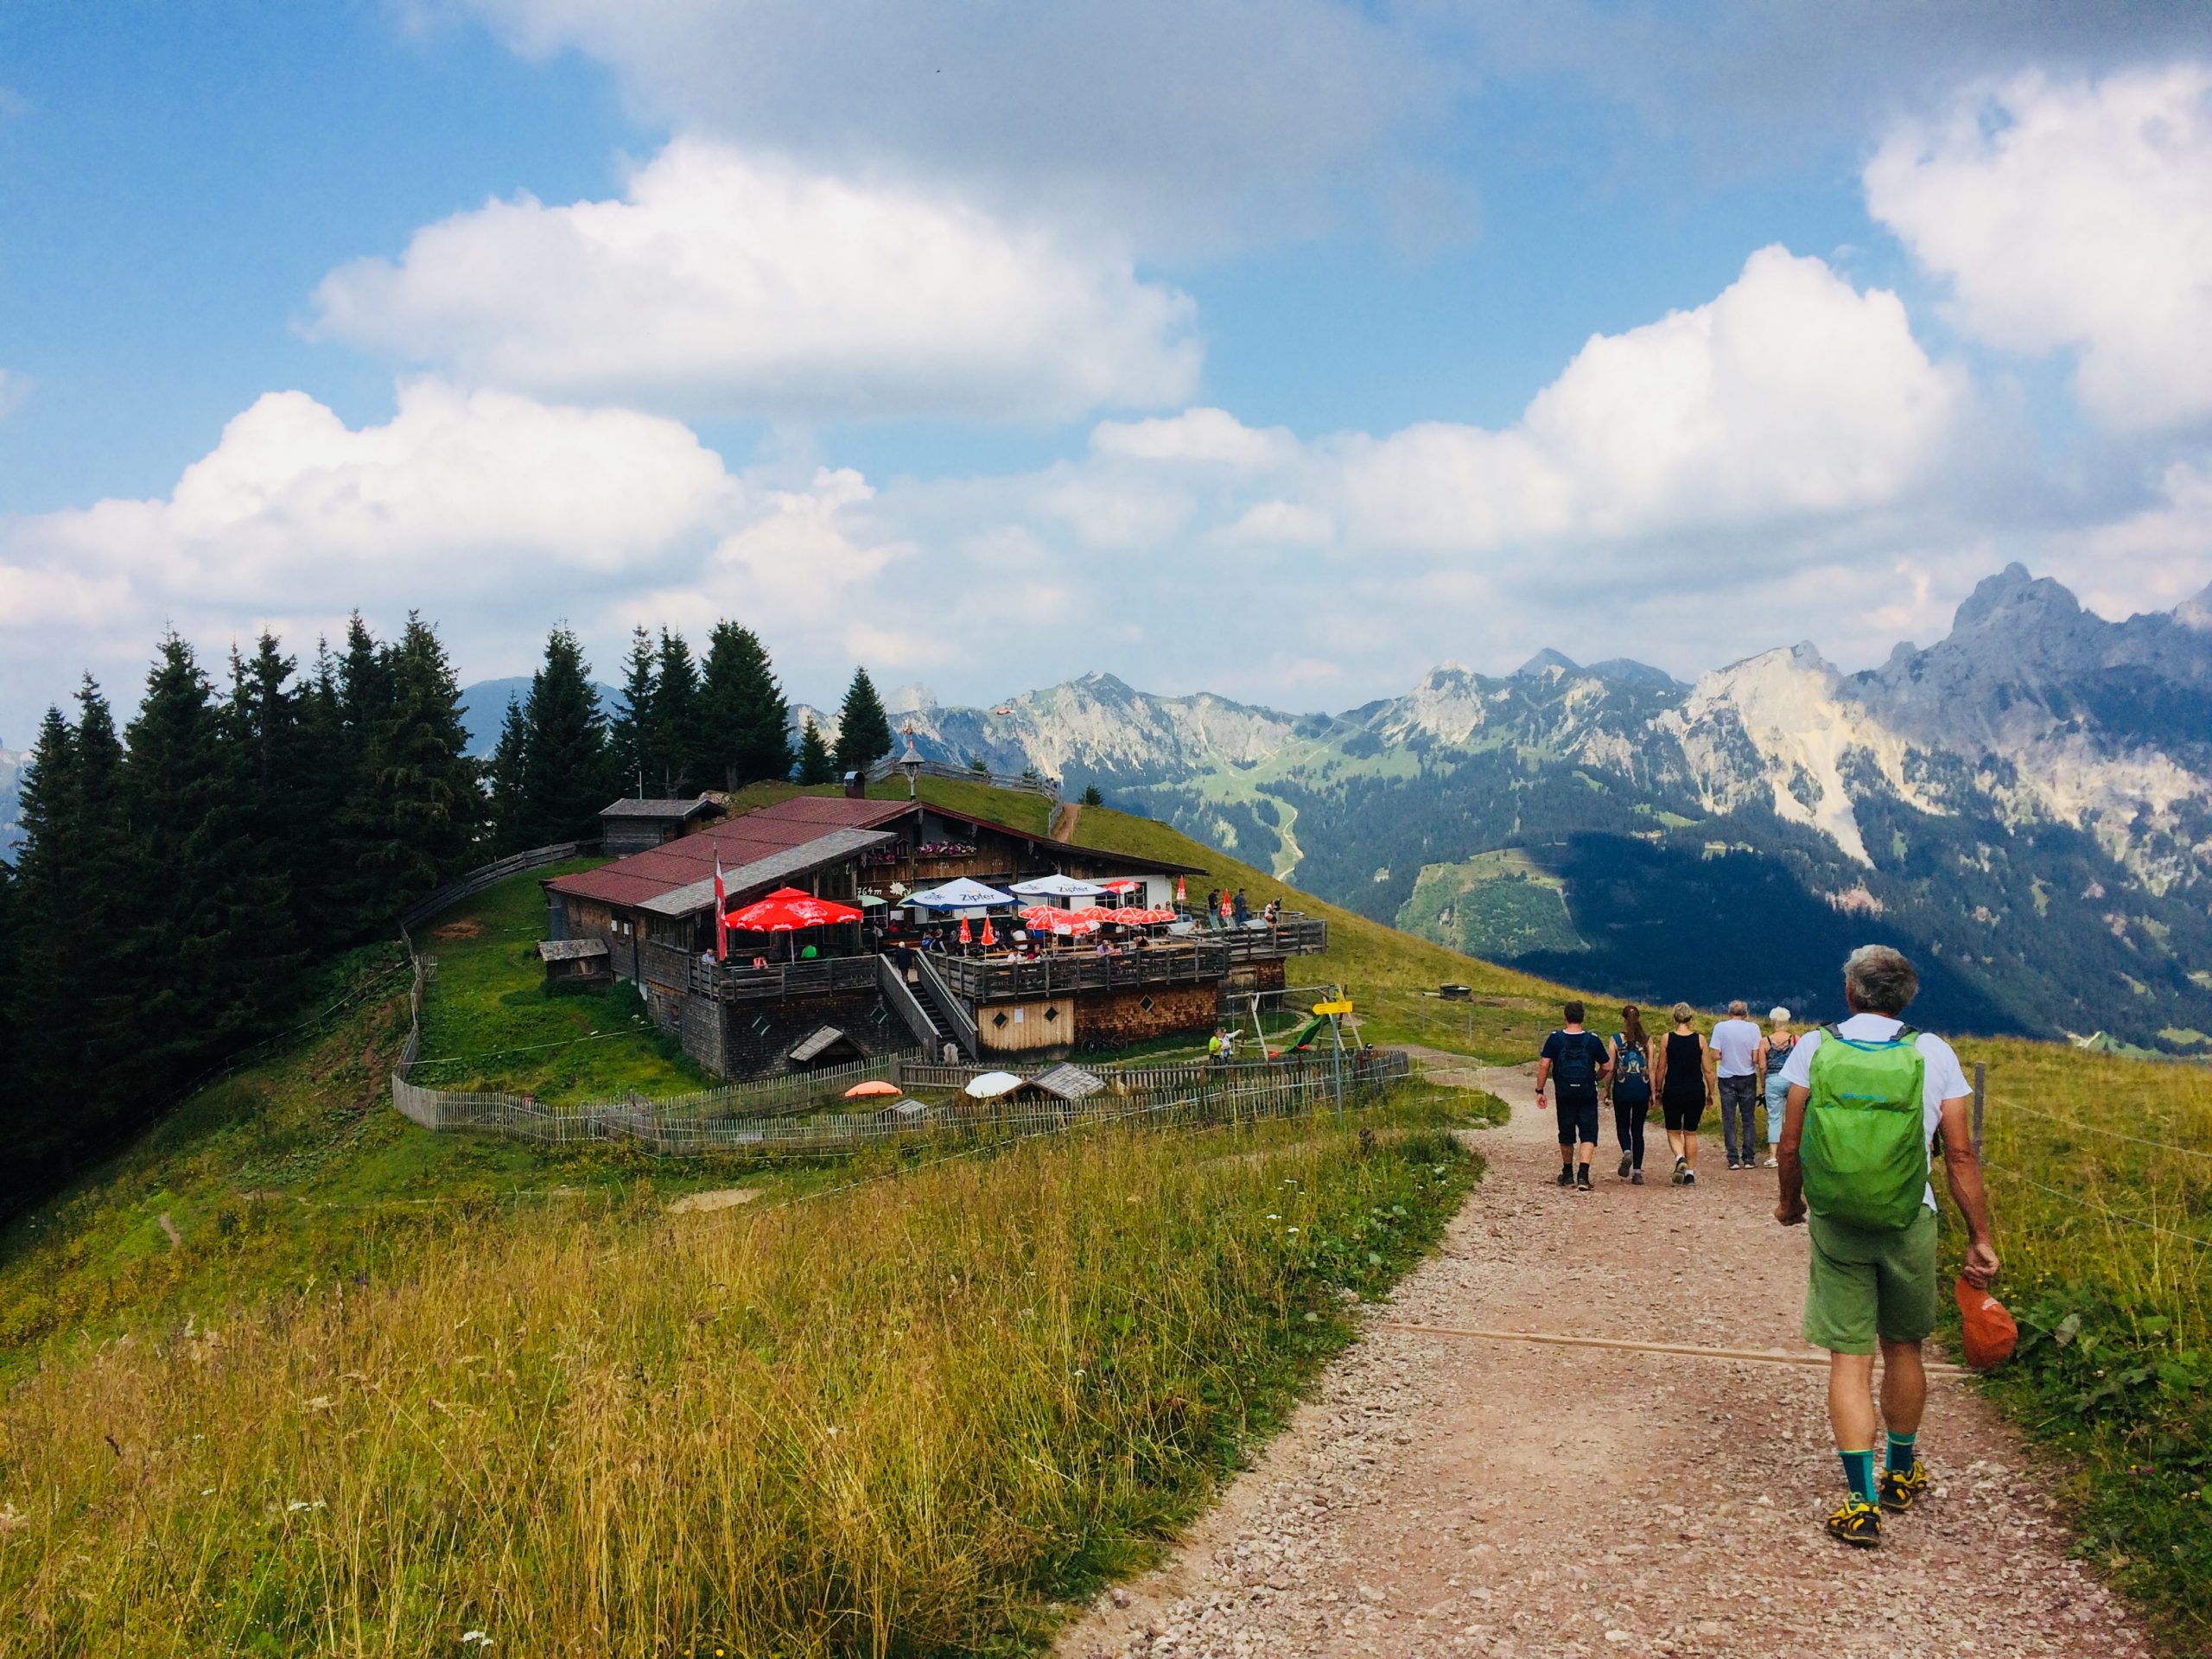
[285,1500,326,1513]
[461,1634,493,1648]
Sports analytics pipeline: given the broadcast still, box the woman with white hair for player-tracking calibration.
[1758,1006,1796,1170]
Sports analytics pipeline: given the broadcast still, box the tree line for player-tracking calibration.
[0,612,902,1212]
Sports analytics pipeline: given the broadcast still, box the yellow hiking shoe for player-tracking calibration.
[1880,1461,1929,1514]
[1826,1497,1881,1548]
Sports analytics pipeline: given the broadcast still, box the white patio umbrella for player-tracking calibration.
[905,877,1016,910]
[1008,874,1107,900]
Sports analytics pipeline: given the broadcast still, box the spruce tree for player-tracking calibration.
[699,621,791,788]
[795,715,836,785]
[649,628,702,795]
[289,640,353,949]
[124,636,245,1084]
[519,625,613,844]
[832,667,894,779]
[1081,783,1104,807]
[365,613,483,902]
[5,704,84,1161]
[487,696,531,855]
[330,614,396,938]
[607,626,657,799]
[218,640,308,1036]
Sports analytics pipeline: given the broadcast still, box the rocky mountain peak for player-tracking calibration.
[1514,648,1579,679]
[1951,561,2083,635]
[2177,579,2212,632]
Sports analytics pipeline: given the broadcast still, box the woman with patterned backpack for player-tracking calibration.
[1609,1004,1654,1184]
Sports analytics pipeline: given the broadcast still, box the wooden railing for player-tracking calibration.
[925,916,1326,1004]
[876,953,949,1053]
[912,948,981,1058]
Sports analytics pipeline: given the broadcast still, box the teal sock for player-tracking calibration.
[1840,1449,1877,1505]
[1886,1431,1917,1475]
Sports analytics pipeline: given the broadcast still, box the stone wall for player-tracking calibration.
[1072,982,1217,1047]
[678,989,912,1081]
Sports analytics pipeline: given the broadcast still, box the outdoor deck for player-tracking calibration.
[928,916,1327,1003]
[633,915,1325,1009]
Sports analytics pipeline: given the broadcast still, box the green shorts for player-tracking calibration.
[1802,1206,1938,1355]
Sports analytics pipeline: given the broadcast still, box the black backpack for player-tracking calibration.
[1552,1031,1599,1091]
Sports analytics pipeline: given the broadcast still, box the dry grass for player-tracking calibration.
[0,1109,1474,1656]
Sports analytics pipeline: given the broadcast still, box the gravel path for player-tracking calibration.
[1058,1054,2152,1659]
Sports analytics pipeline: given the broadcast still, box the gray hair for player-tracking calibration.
[1843,944,1918,1015]
[1726,1000,1749,1017]
[1769,1006,1791,1024]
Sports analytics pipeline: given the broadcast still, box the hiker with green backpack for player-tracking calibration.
[1774,944,1999,1550]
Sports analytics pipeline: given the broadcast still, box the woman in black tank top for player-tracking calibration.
[1650,1001,1712,1185]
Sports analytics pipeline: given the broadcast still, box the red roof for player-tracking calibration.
[549,795,909,911]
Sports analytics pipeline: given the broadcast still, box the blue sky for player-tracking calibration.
[3,2,2211,738]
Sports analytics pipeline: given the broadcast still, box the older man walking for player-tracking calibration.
[1711,999,1764,1170]
[1774,945,1999,1548]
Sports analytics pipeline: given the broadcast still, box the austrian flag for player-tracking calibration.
[715,856,728,962]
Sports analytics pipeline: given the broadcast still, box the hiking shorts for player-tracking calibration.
[1662,1091,1706,1133]
[1802,1207,1939,1355]
[1554,1095,1600,1147]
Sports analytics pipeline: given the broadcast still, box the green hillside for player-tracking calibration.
[2,783,2205,1648]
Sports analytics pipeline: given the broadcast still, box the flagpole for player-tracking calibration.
[715,857,728,963]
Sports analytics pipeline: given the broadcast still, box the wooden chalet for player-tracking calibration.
[598,796,721,855]
[541,791,1327,1079]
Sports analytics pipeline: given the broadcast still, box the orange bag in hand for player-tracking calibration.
[1955,1276,2018,1371]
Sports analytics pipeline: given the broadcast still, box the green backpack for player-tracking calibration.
[1802,1025,1929,1231]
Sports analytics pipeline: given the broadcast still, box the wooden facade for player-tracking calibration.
[539,792,1325,1080]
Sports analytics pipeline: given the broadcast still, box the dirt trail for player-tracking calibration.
[1059,1052,2152,1659]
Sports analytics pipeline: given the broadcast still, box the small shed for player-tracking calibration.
[599,796,720,855]
[1025,1063,1106,1103]
[537,937,613,992]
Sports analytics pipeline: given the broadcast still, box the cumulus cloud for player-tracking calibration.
[1866,64,2212,431]
[442,0,1454,249]
[1327,246,1966,551]
[0,378,902,728]
[313,139,1201,423]
[1090,408,1299,470]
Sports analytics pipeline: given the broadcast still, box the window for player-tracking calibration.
[1043,1007,1060,1024]
[1138,995,1155,1014]
[992,1011,1010,1029]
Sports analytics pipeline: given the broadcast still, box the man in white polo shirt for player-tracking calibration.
[1775,944,1999,1550]
[1710,1000,1764,1170]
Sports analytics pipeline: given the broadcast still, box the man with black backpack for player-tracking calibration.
[1536,1001,1612,1192]
[1774,945,2000,1549]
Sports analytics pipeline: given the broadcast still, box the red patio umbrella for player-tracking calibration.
[980,918,997,947]
[1175,874,1188,904]
[725,887,865,931]
[958,915,973,945]
[1097,878,1142,895]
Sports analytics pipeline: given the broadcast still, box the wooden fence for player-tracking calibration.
[397,839,599,931]
[391,953,1408,1162]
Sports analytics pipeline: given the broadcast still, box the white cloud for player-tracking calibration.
[1091,408,1298,470]
[1866,64,2212,431]
[0,378,899,727]
[1329,245,1965,551]
[313,138,1201,423]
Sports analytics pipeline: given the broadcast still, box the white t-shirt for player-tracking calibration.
[1711,1018,1764,1077]
[1780,1014,1971,1212]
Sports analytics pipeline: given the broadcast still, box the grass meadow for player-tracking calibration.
[1943,1036,2212,1645]
[0,1091,1491,1657]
